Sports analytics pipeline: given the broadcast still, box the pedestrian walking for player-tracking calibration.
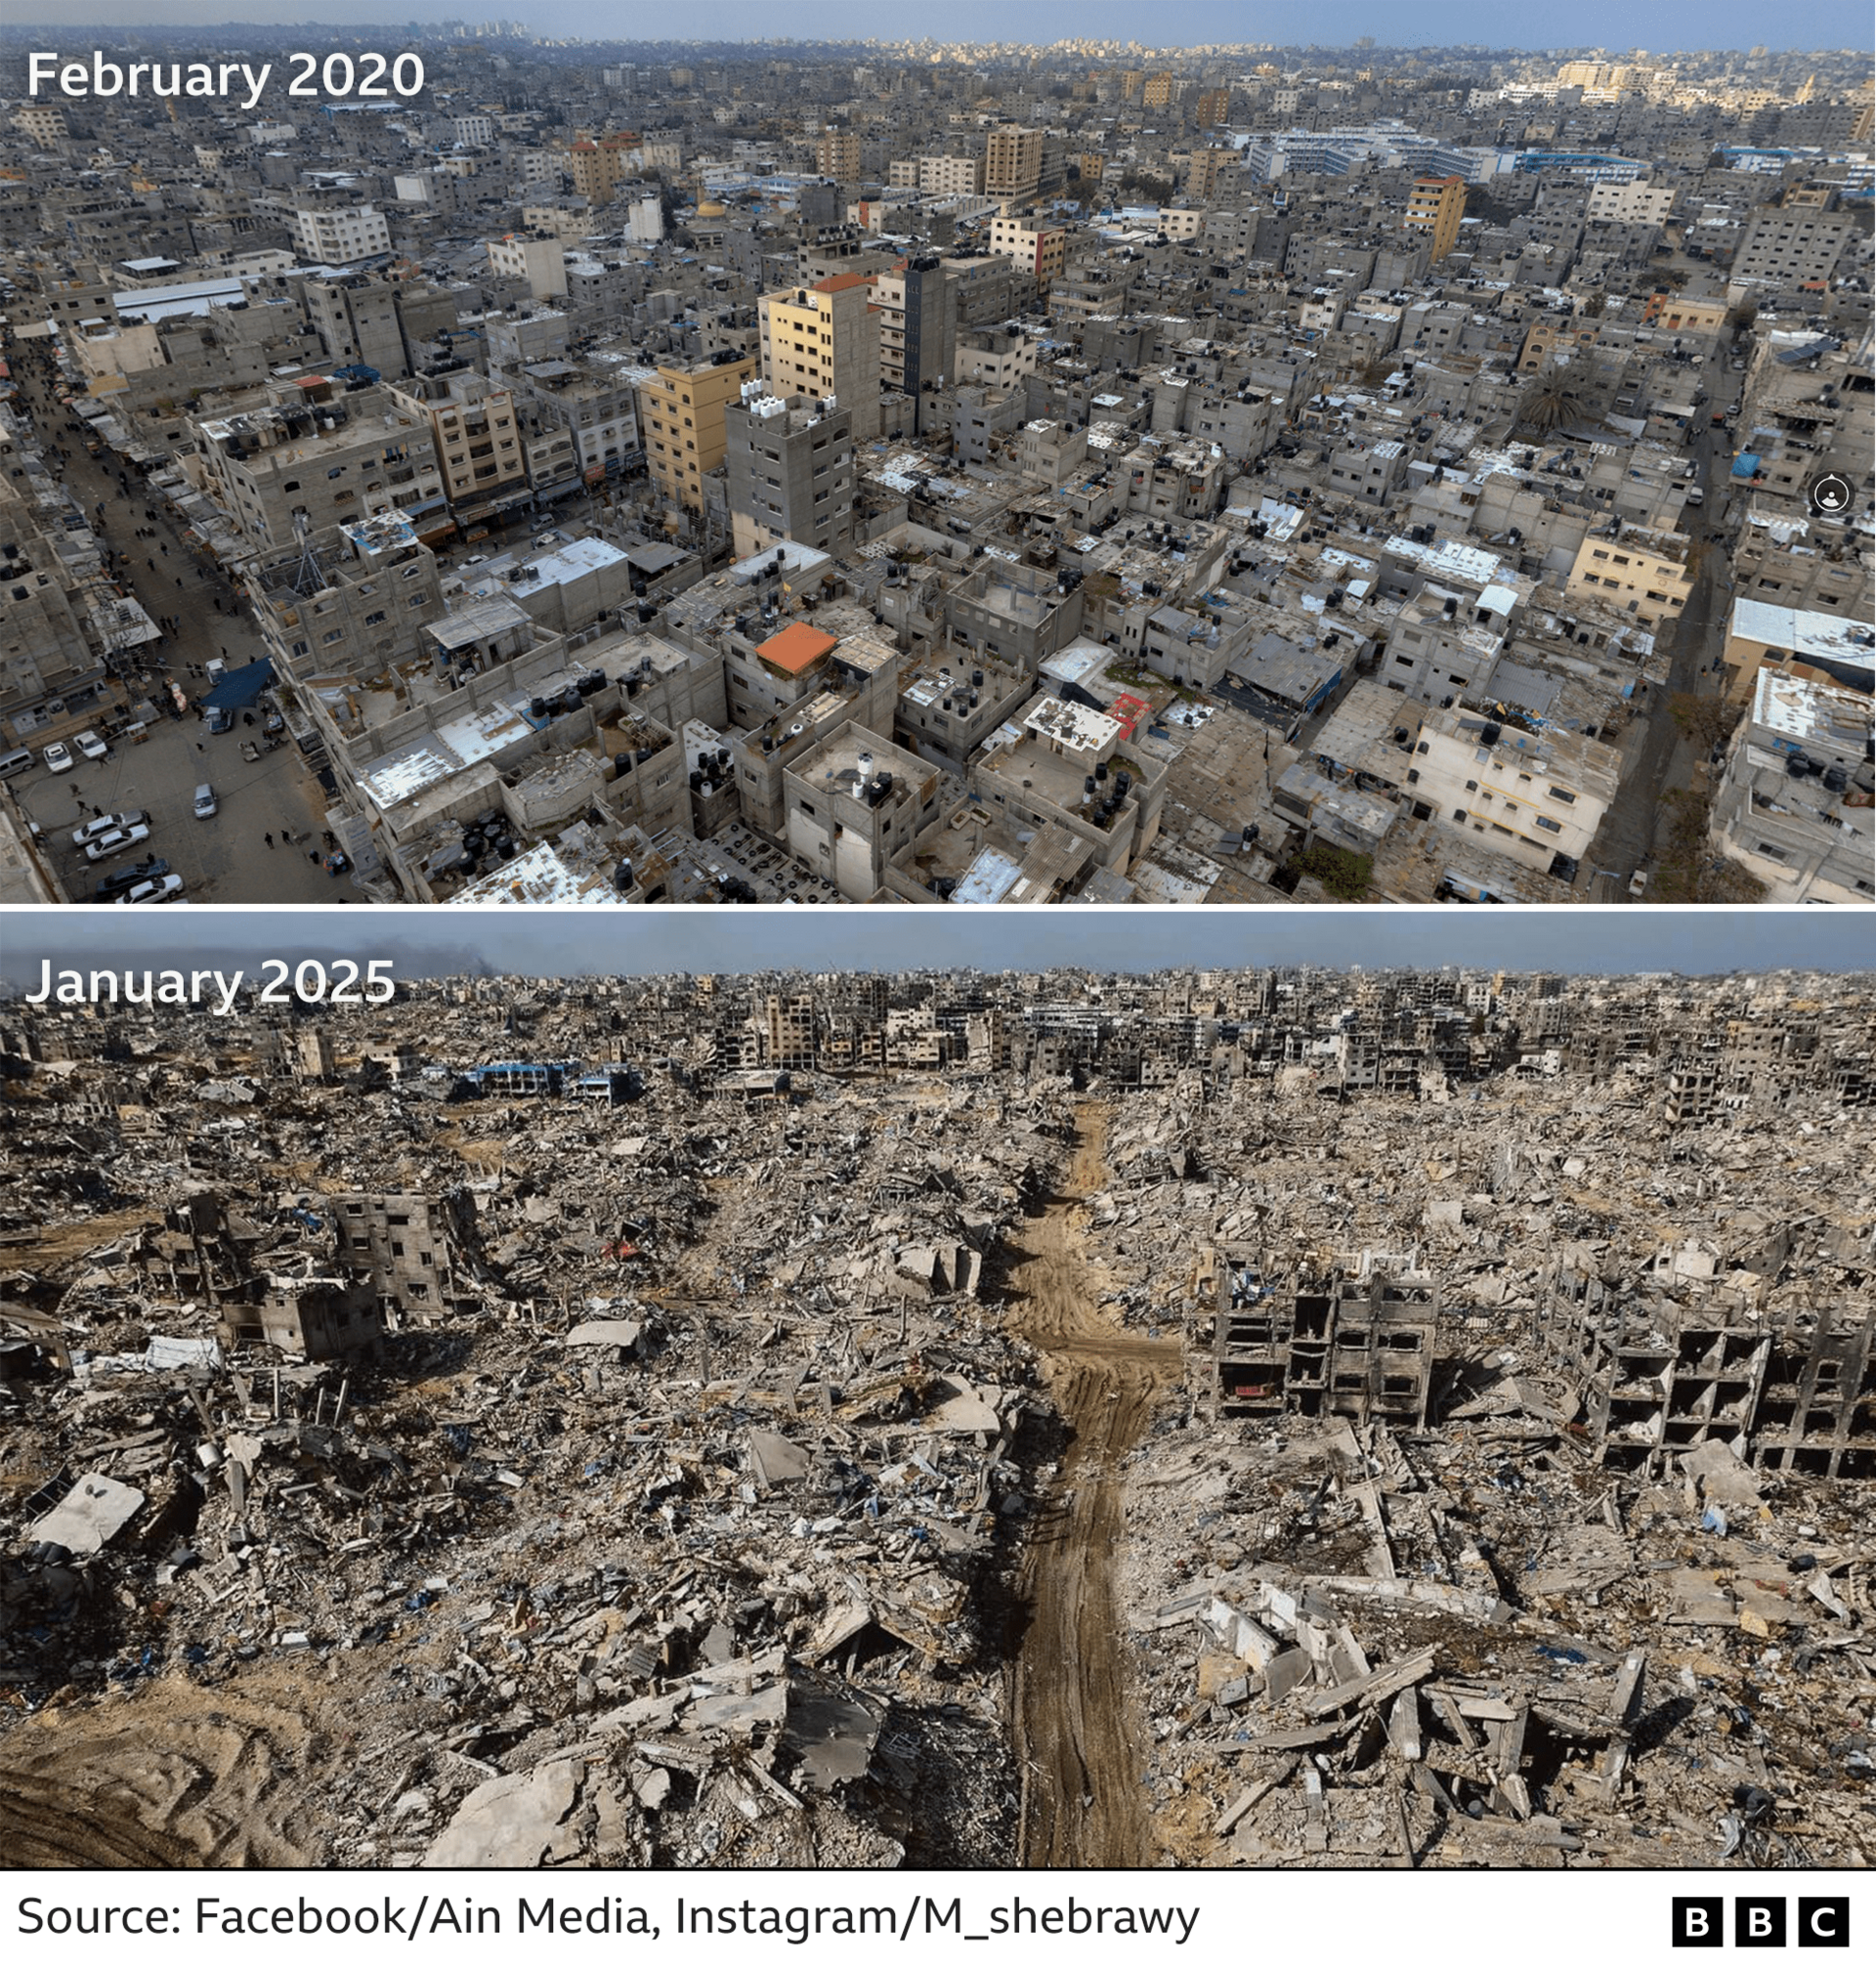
[264,833,274,849]
[195,741,204,752]
[308,850,320,864]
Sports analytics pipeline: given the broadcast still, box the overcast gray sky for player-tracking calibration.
[1,908,1868,982]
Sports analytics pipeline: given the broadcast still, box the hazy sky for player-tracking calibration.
[2,908,1868,982]
[4,9,1864,52]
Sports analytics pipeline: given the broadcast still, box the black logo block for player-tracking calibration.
[1798,1899,1849,1949]
[1673,1898,1725,1948]
[1735,1899,1786,1949]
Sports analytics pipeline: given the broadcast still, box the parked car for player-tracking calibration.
[43,741,73,773]
[1629,869,1650,898]
[193,783,219,819]
[206,707,234,734]
[95,856,169,900]
[73,729,108,760]
[116,873,186,904]
[83,822,152,862]
[263,707,285,736]
[72,809,149,847]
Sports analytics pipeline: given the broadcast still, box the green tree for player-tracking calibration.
[1514,364,1583,435]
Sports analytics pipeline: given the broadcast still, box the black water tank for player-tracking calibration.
[615,753,633,777]
[972,668,984,688]
[689,769,704,791]
[635,746,655,764]
[1786,753,1809,778]
[1480,722,1502,745]
[1822,766,1848,793]
[1084,775,1096,795]
[529,697,548,718]
[1095,761,1109,782]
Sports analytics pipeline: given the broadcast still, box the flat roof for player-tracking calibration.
[757,621,838,675]
[1730,597,1876,670]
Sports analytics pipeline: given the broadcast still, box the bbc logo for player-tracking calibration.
[1672,1899,1850,1949]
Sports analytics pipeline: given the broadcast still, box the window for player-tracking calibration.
[1535,814,1562,833]
[1464,779,1477,792]
[1549,786,1576,803]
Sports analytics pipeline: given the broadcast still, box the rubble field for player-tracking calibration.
[1,974,1872,1870]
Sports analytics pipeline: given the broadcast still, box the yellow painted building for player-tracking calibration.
[641,352,757,514]
[757,275,879,442]
[1564,528,1693,631]
[1403,175,1467,263]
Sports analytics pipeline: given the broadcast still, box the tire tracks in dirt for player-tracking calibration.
[1002,1102,1180,1867]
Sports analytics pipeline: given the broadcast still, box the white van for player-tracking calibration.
[0,747,33,780]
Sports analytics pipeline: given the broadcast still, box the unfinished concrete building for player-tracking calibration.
[1204,1245,1437,1429]
[1549,1264,1876,1480]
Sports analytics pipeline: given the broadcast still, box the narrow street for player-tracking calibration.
[1001,1103,1181,1867]
[5,342,357,900]
[1584,414,1738,892]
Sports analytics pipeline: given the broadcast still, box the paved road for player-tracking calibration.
[1582,418,1737,896]
[8,346,361,902]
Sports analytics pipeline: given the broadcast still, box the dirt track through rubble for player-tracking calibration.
[0,1668,327,1867]
[1002,1103,1181,1867]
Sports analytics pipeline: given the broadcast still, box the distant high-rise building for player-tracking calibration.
[985,126,1045,201]
[1196,89,1231,129]
[816,130,862,181]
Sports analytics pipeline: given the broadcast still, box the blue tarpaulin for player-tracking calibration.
[201,658,274,709]
[1730,452,1760,480]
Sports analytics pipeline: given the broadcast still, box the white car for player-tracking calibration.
[73,729,108,760]
[84,822,152,862]
[72,809,149,847]
[116,873,185,904]
[43,741,73,774]
[192,783,219,819]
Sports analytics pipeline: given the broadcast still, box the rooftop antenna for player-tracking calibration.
[291,509,326,598]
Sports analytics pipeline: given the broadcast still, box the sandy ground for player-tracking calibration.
[1001,1103,1182,1866]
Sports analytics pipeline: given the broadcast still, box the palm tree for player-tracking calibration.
[1515,364,1582,435]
